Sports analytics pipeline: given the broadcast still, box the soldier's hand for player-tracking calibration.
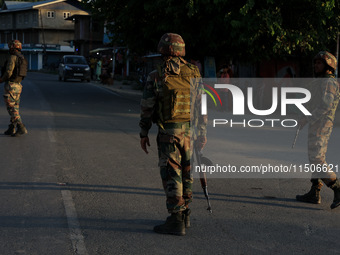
[196,135,207,151]
[140,137,150,154]
[0,78,2,83]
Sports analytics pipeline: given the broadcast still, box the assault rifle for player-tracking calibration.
[194,145,212,213]
[291,124,301,149]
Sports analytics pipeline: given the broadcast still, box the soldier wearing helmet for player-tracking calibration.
[157,33,186,57]
[8,40,22,52]
[313,51,337,76]
[296,51,340,209]
[0,40,28,136]
[139,33,207,235]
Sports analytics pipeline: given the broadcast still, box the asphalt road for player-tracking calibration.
[1,72,340,255]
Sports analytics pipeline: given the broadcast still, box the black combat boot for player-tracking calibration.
[4,124,16,135]
[154,212,185,236]
[330,179,340,209]
[296,180,323,204]
[11,123,27,137]
[183,208,191,228]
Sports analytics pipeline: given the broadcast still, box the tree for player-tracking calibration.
[81,0,340,62]
[228,0,340,60]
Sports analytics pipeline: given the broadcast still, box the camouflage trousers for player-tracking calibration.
[308,119,337,186]
[3,82,23,125]
[157,122,193,213]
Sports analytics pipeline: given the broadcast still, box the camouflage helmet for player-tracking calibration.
[157,33,185,57]
[314,51,337,71]
[8,40,22,51]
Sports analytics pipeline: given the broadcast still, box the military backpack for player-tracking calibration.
[3,54,28,82]
[158,63,201,123]
[13,54,28,79]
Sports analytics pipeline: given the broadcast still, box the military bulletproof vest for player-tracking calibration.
[158,63,200,123]
[10,54,28,82]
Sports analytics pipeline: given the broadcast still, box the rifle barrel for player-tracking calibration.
[292,126,300,149]
[195,145,212,213]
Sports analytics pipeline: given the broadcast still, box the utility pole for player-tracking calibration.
[39,9,47,69]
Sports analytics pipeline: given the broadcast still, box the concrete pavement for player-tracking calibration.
[2,72,340,255]
[89,79,143,97]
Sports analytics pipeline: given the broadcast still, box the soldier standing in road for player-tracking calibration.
[1,40,28,137]
[139,33,207,236]
[296,51,340,209]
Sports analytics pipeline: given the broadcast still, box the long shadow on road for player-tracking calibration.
[0,182,322,211]
[0,215,159,233]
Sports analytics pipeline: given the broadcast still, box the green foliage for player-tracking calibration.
[228,0,340,60]
[81,0,340,62]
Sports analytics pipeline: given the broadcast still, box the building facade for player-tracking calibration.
[0,0,102,70]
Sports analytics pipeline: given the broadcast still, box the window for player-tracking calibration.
[33,13,38,23]
[24,14,29,24]
[7,15,11,26]
[63,12,70,19]
[47,11,55,18]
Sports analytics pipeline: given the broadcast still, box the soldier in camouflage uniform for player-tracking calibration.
[296,51,340,209]
[1,40,28,137]
[139,33,207,236]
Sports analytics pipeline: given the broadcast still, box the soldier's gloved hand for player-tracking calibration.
[140,136,150,154]
[0,78,2,83]
[196,135,207,151]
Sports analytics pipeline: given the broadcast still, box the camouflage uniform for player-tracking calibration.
[306,74,339,184]
[1,40,27,136]
[296,51,340,209]
[3,53,23,125]
[139,57,206,213]
[140,33,207,235]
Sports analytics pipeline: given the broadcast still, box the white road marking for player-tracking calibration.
[61,190,88,255]
[47,127,56,143]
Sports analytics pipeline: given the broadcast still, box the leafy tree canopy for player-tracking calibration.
[81,0,340,62]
